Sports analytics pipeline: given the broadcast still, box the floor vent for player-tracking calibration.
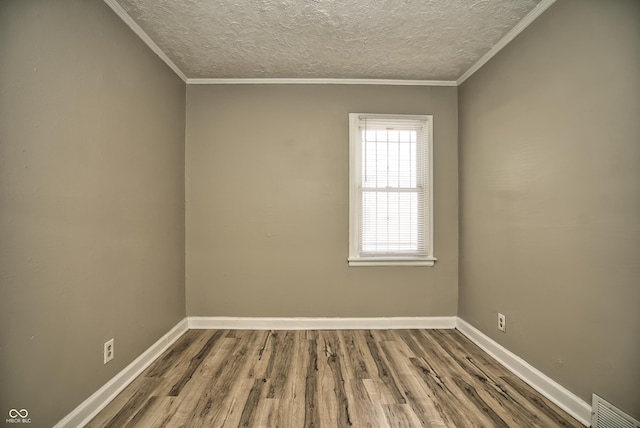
[592,394,640,428]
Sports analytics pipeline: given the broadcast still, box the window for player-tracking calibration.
[348,113,435,266]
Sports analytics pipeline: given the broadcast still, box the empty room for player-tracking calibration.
[1,0,638,426]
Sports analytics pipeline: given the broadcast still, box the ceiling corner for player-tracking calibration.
[456,0,557,86]
[103,0,188,82]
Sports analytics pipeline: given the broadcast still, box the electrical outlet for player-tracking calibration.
[498,313,506,332]
[104,339,114,364]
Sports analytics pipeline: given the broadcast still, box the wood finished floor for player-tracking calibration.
[86,329,582,427]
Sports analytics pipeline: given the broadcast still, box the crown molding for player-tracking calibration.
[103,0,188,82]
[105,0,555,87]
[186,78,457,86]
[456,0,556,85]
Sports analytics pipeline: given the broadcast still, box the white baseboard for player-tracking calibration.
[455,318,592,426]
[54,316,592,427]
[188,316,457,330]
[53,318,189,428]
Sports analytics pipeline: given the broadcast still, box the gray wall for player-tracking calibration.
[4,0,638,425]
[458,0,640,419]
[186,85,458,317]
[0,1,186,426]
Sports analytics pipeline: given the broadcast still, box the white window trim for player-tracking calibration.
[348,113,436,267]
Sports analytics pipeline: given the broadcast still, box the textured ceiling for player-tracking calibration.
[113,0,544,81]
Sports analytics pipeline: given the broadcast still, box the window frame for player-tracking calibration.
[348,113,436,267]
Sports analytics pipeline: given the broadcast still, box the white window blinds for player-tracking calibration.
[349,114,435,266]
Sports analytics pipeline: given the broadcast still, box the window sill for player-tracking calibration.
[347,257,437,267]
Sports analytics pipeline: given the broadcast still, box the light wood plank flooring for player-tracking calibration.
[86,329,582,427]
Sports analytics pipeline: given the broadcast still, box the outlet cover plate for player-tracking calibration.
[498,313,506,332]
[104,338,114,364]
